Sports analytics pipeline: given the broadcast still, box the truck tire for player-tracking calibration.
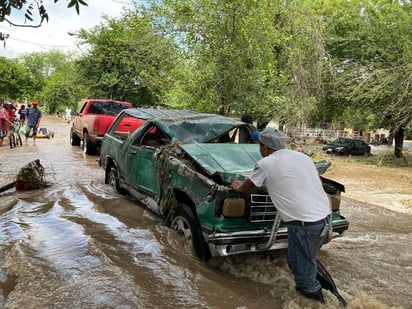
[170,203,211,261]
[83,132,96,155]
[70,128,81,146]
[107,167,127,195]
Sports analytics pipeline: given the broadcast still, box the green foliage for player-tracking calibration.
[76,14,178,106]
[142,0,328,129]
[1,0,412,159]
[20,51,67,100]
[0,56,30,101]
[42,67,89,114]
[0,50,89,113]
[308,0,412,156]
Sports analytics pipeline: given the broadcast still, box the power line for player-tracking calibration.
[7,36,75,48]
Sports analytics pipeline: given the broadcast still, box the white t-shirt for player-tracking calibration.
[249,149,330,222]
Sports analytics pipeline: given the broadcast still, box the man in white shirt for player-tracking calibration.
[232,127,330,303]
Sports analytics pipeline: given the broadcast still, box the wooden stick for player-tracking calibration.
[0,181,16,193]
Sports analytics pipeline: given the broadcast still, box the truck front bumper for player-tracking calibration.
[206,227,289,257]
[206,217,349,257]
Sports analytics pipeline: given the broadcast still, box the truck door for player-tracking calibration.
[126,124,164,196]
[74,101,88,136]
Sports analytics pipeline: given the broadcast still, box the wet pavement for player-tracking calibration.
[0,115,411,308]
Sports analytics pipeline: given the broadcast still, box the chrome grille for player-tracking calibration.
[249,194,277,222]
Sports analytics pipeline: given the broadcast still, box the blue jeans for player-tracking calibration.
[287,223,325,293]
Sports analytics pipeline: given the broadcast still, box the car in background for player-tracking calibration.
[99,109,349,260]
[322,137,371,155]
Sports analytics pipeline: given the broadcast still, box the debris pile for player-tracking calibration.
[0,160,46,193]
[14,159,45,191]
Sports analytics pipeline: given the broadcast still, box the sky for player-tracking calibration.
[0,0,135,58]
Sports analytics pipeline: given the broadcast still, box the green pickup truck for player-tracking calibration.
[99,109,349,260]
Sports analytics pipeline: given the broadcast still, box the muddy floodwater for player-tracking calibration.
[0,115,411,309]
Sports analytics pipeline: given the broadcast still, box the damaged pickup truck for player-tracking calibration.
[99,109,349,260]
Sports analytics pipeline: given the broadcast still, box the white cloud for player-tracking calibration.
[0,0,135,58]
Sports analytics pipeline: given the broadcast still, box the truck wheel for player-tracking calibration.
[170,203,211,261]
[83,132,96,155]
[70,129,81,146]
[107,167,127,195]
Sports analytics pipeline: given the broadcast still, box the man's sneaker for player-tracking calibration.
[299,288,325,303]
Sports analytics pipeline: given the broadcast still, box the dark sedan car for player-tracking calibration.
[322,137,371,155]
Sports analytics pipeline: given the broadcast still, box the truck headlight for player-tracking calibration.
[223,198,246,217]
[329,190,341,210]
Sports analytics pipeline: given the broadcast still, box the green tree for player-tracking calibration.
[314,0,412,157]
[76,14,178,106]
[19,51,64,103]
[42,62,89,114]
[141,0,327,130]
[0,56,30,101]
[18,50,87,112]
[143,0,280,117]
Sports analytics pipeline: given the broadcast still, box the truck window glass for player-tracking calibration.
[88,102,130,115]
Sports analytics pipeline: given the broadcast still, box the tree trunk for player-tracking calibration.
[394,126,404,158]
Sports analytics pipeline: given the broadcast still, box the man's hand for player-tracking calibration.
[232,180,243,191]
[232,178,256,192]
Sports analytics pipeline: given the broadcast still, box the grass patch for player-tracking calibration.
[310,151,327,162]
[366,152,412,167]
[345,155,360,164]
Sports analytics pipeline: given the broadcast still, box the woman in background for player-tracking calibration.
[0,102,14,147]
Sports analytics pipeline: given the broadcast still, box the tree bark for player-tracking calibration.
[394,126,404,158]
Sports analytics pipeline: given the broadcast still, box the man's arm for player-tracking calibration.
[232,178,256,192]
[36,112,42,128]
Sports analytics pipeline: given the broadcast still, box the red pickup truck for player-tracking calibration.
[70,99,135,154]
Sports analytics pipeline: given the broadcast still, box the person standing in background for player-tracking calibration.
[0,102,14,147]
[65,107,72,124]
[18,104,27,124]
[25,100,42,142]
[241,113,253,124]
[7,101,15,123]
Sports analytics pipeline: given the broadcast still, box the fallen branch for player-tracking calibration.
[0,181,16,193]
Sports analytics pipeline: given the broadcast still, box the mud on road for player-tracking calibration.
[0,115,411,309]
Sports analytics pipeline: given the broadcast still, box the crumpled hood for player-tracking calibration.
[180,144,331,183]
[180,143,261,176]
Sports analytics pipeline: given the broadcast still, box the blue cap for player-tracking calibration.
[251,131,259,142]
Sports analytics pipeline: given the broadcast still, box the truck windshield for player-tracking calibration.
[88,102,130,115]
